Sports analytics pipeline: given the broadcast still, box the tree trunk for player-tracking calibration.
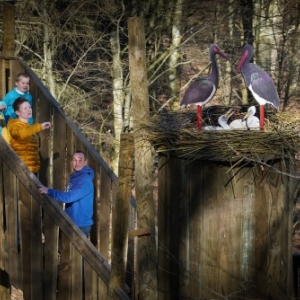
[224,1,235,105]
[110,29,124,176]
[169,0,184,111]
[282,3,300,110]
[254,0,280,77]
[42,0,56,99]
[240,0,254,105]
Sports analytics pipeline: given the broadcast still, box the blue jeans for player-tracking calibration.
[80,226,92,237]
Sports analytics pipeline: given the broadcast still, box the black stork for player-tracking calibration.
[236,44,280,131]
[180,44,229,130]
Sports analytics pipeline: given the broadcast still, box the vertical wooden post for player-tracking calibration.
[0,160,11,299]
[2,2,15,56]
[128,16,158,299]
[157,157,181,300]
[108,133,134,299]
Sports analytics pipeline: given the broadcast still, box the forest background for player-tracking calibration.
[0,0,299,176]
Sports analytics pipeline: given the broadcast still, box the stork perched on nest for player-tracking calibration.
[236,44,280,131]
[180,44,229,130]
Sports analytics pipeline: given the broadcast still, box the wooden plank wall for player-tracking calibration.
[157,156,294,300]
[0,57,135,300]
[2,3,15,56]
[0,159,10,299]
[0,58,6,98]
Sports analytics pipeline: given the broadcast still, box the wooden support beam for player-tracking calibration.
[108,133,134,299]
[128,228,151,238]
[128,16,158,299]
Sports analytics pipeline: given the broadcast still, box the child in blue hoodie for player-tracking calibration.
[38,151,94,236]
[3,72,33,124]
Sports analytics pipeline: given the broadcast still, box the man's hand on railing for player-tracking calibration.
[38,185,49,194]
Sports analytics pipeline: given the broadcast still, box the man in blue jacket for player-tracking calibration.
[38,151,94,236]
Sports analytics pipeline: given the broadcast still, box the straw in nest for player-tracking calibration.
[142,106,300,178]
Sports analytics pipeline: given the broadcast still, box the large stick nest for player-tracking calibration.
[141,105,300,175]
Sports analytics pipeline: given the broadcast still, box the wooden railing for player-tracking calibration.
[0,56,136,300]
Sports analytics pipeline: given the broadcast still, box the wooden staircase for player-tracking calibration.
[0,56,135,300]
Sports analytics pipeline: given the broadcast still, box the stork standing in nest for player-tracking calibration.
[236,44,279,132]
[181,44,230,130]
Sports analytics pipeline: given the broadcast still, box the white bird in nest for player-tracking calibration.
[203,110,233,130]
[229,117,247,130]
[243,106,260,130]
[229,106,260,130]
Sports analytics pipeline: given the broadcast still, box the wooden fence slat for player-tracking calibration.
[3,165,20,289]
[70,247,83,300]
[2,3,15,56]
[29,77,39,120]
[157,156,180,300]
[37,92,52,184]
[36,92,59,300]
[73,132,87,154]
[57,233,72,300]
[99,168,112,260]
[88,155,101,249]
[89,155,108,300]
[18,182,44,299]
[108,134,134,299]
[0,59,6,98]
[57,235,82,300]
[0,159,10,299]
[8,60,23,91]
[52,111,67,190]
[89,146,113,299]
[31,190,43,298]
[84,260,98,299]
[43,214,59,300]
[66,127,75,178]
[19,183,32,300]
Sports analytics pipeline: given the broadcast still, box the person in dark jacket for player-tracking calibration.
[38,151,94,236]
